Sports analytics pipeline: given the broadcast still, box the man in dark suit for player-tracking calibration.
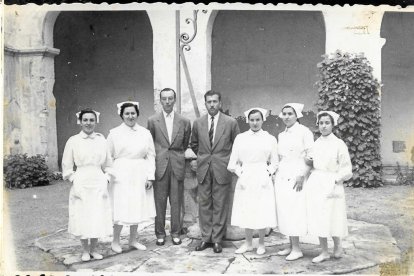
[191,90,240,253]
[148,88,191,246]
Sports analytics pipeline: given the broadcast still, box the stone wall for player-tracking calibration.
[381,12,414,166]
[4,5,414,174]
[211,10,325,118]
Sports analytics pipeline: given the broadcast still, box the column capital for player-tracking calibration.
[322,8,386,80]
[4,45,60,58]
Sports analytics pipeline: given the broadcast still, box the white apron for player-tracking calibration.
[69,166,112,238]
[110,158,156,225]
[305,170,348,238]
[231,163,277,229]
[274,157,307,236]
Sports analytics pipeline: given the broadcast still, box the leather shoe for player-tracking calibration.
[213,243,222,253]
[156,238,165,246]
[172,237,182,245]
[195,241,210,251]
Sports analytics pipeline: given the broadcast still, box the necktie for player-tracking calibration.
[209,116,215,146]
[166,113,172,143]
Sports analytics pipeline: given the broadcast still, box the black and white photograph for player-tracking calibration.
[2,2,414,274]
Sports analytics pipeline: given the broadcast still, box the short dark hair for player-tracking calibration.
[119,102,139,119]
[160,88,176,100]
[248,109,264,121]
[282,105,297,117]
[281,105,300,124]
[317,112,335,125]
[204,90,222,102]
[78,108,97,122]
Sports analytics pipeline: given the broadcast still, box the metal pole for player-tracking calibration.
[176,10,181,114]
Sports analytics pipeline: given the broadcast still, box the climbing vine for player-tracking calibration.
[316,51,382,187]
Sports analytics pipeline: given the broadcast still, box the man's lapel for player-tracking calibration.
[170,113,181,145]
[212,113,225,151]
[201,115,211,150]
[157,112,170,144]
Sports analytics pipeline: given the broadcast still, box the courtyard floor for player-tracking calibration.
[3,181,414,274]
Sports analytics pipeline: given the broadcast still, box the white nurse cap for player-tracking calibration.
[317,111,340,126]
[244,107,268,123]
[76,110,100,124]
[117,101,140,115]
[279,103,304,119]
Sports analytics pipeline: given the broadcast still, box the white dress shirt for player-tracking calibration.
[163,110,174,144]
[207,112,220,144]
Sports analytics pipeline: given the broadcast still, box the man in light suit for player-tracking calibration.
[191,90,240,253]
[148,88,191,246]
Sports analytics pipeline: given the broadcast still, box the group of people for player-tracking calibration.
[62,88,352,264]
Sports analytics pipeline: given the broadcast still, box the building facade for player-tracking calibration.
[4,5,414,171]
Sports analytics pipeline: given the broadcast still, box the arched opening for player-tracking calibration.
[381,12,414,166]
[211,10,325,135]
[53,11,154,166]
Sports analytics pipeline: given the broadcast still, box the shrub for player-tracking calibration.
[3,154,56,189]
[316,51,382,187]
[394,162,414,185]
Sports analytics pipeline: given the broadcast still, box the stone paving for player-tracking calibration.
[34,219,401,274]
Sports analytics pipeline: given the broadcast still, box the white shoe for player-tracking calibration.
[277,248,291,256]
[235,244,253,254]
[81,252,91,262]
[90,252,103,260]
[285,251,303,261]
[333,248,343,259]
[111,242,122,253]
[256,246,266,255]
[312,253,330,263]
[130,242,147,251]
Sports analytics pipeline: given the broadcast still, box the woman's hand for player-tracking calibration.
[235,166,243,178]
[190,160,197,172]
[238,183,246,190]
[293,175,304,192]
[304,156,313,167]
[145,180,154,190]
[271,174,276,185]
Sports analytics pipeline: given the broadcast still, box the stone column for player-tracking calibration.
[323,8,385,80]
[146,10,178,113]
[4,8,61,170]
[4,47,60,170]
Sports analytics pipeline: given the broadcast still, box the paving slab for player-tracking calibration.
[34,219,401,274]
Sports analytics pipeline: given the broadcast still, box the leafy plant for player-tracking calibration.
[3,154,57,189]
[316,51,382,187]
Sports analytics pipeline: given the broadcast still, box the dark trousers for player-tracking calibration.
[154,162,183,239]
[198,167,230,243]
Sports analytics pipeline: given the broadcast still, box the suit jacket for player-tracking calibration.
[147,112,191,181]
[191,112,240,185]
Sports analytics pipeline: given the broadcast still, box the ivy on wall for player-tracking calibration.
[316,51,382,187]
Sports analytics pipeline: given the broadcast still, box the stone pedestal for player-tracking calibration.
[183,159,199,224]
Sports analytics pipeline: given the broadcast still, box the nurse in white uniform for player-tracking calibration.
[274,103,314,261]
[228,108,278,255]
[305,111,352,263]
[62,109,113,262]
[107,101,156,253]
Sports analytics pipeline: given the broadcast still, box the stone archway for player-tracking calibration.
[52,11,154,165]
